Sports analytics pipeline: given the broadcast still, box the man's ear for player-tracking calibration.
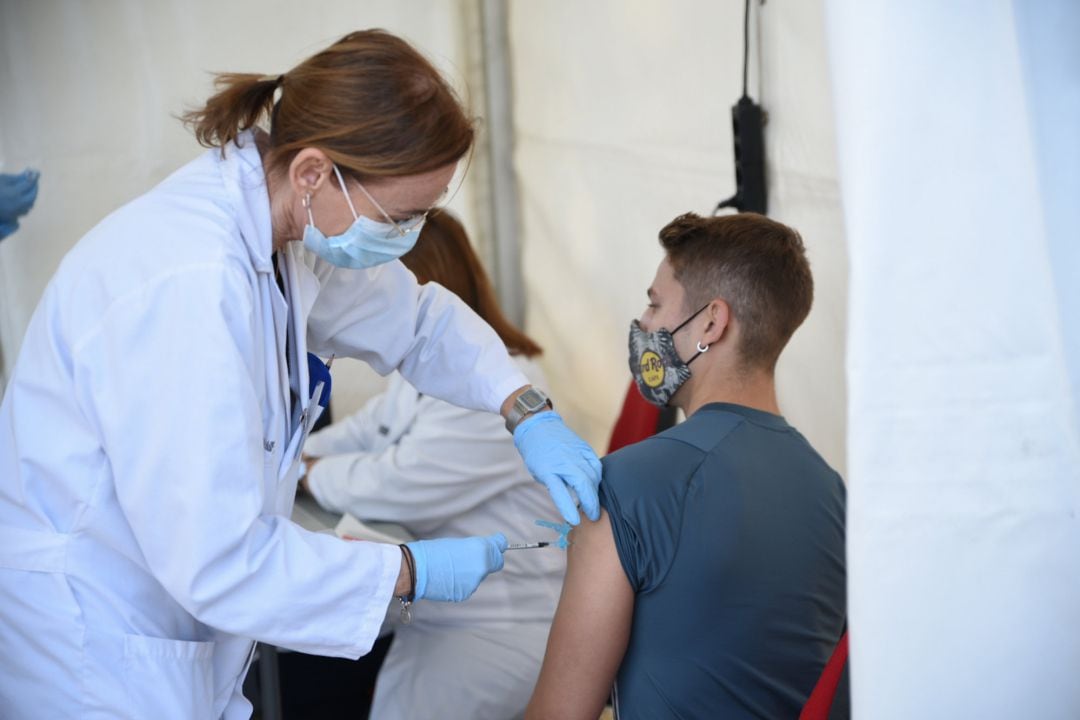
[288,148,333,197]
[701,299,731,347]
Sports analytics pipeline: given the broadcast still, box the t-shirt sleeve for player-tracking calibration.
[600,438,705,594]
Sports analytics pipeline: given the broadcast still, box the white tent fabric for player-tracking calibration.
[828,1,1080,716]
[0,1,485,412]
[1,0,849,471]
[509,0,848,467]
[7,3,1080,715]
[12,0,1080,716]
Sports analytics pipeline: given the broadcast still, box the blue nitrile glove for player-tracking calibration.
[407,533,508,602]
[513,411,602,525]
[0,169,40,224]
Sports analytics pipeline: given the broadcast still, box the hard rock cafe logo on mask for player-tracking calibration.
[627,304,709,407]
[639,350,665,388]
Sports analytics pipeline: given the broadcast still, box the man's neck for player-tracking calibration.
[678,365,780,418]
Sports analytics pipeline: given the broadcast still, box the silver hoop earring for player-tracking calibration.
[696,341,710,353]
[302,192,314,225]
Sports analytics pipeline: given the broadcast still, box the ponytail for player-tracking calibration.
[180,30,475,179]
[182,73,282,152]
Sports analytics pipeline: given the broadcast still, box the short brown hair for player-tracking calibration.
[401,211,542,358]
[183,30,474,182]
[658,212,813,371]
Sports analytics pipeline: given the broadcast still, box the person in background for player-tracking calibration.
[0,30,599,719]
[0,168,40,240]
[526,212,847,720]
[302,210,565,720]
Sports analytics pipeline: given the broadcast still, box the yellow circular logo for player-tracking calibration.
[639,350,665,388]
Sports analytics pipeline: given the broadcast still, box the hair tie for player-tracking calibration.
[258,74,285,87]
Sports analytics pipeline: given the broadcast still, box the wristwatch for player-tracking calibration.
[505,387,553,433]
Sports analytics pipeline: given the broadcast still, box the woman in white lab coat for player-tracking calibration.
[302,211,566,720]
[0,30,599,720]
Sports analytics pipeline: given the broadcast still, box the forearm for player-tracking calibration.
[393,546,411,597]
[146,517,400,656]
[310,265,528,414]
[394,282,529,413]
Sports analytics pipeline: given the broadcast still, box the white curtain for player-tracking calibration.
[828,1,1080,716]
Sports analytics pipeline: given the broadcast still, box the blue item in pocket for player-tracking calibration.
[307,353,332,408]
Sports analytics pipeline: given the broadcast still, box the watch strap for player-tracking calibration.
[505,388,553,433]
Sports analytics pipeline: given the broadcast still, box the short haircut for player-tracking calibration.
[658,212,813,371]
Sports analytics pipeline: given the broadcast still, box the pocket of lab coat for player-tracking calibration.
[304,396,326,436]
[278,386,327,481]
[123,634,215,718]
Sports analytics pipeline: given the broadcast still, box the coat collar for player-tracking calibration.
[218,129,275,274]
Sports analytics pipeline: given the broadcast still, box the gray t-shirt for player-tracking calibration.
[600,402,846,719]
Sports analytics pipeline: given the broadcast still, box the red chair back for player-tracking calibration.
[607,381,665,453]
[800,631,849,720]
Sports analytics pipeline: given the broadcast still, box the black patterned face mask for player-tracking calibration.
[627,304,709,407]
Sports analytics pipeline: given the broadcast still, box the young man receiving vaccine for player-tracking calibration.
[527,212,847,720]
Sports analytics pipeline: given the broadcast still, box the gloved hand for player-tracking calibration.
[407,533,507,602]
[0,169,40,223]
[513,411,602,525]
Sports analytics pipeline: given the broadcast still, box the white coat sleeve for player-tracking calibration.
[303,391,388,458]
[73,263,399,658]
[306,262,529,415]
[305,396,527,534]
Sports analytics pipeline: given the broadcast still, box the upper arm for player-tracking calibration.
[307,262,528,414]
[527,508,634,720]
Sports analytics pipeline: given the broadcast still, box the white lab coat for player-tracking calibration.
[305,355,565,720]
[0,131,528,720]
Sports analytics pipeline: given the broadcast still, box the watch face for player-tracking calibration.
[506,388,552,433]
[519,388,549,413]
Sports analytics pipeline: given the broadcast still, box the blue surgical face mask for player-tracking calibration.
[301,164,425,269]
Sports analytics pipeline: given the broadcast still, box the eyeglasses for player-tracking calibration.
[332,164,430,240]
[355,180,431,238]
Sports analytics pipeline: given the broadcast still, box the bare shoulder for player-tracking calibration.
[567,509,622,579]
